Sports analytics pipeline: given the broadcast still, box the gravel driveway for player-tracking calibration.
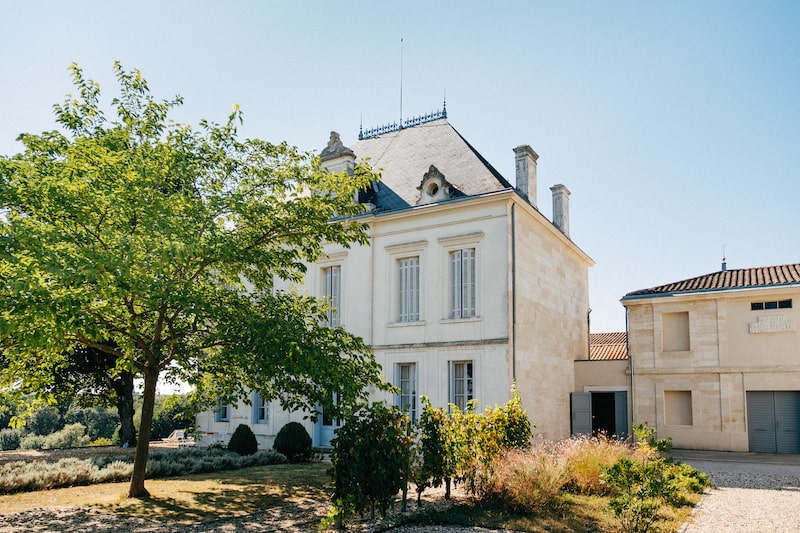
[670,450,800,533]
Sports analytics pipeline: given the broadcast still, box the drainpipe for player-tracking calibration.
[626,306,635,440]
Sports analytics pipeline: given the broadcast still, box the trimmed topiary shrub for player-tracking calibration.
[228,424,258,456]
[273,421,312,462]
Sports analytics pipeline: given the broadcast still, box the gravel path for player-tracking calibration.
[671,450,800,533]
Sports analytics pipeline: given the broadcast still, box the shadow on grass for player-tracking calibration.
[96,462,333,524]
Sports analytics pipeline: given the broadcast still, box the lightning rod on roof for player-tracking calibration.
[721,244,727,271]
[400,38,404,129]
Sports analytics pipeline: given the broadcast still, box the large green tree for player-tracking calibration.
[0,63,386,497]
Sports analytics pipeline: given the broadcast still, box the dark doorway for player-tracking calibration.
[592,392,616,436]
[571,391,628,439]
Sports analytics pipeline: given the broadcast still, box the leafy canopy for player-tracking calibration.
[0,63,386,495]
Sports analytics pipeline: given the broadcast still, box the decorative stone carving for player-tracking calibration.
[416,165,454,205]
[320,131,355,162]
[749,315,796,334]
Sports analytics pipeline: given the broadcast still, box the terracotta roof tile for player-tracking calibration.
[623,263,800,299]
[589,332,628,360]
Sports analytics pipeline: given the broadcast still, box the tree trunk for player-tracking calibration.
[113,371,137,448]
[127,367,158,498]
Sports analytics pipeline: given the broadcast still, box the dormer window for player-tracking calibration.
[417,165,454,205]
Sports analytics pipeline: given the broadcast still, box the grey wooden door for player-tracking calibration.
[747,391,800,454]
[571,392,592,436]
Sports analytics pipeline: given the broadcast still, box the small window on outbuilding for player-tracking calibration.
[751,299,792,311]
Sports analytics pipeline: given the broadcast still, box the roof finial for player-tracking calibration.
[442,90,447,118]
[721,244,727,271]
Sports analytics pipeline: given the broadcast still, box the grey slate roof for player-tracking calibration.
[623,263,800,300]
[350,119,513,211]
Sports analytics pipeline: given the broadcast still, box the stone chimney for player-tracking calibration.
[320,131,355,175]
[513,145,538,207]
[550,184,570,238]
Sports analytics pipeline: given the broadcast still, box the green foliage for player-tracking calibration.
[330,403,412,525]
[90,437,114,447]
[603,457,678,533]
[447,387,533,496]
[19,433,46,450]
[602,425,706,533]
[228,423,258,456]
[273,421,312,463]
[0,428,21,450]
[64,406,118,441]
[44,423,91,449]
[0,63,386,496]
[150,395,197,440]
[26,406,63,436]
[410,397,457,504]
[633,422,672,454]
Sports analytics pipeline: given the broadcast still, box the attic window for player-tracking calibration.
[416,165,453,206]
[751,299,792,311]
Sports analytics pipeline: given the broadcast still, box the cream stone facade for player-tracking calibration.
[196,117,593,448]
[622,263,800,453]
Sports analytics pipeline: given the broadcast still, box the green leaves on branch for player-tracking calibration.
[0,63,385,497]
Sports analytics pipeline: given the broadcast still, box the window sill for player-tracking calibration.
[440,316,481,324]
[388,320,426,328]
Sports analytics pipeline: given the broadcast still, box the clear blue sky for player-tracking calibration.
[2,1,799,333]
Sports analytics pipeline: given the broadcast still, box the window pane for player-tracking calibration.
[324,266,341,326]
[398,257,419,322]
[450,248,475,318]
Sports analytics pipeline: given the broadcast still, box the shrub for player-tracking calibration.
[273,421,312,462]
[90,437,114,447]
[43,423,91,449]
[228,424,258,456]
[19,433,45,450]
[411,397,457,504]
[0,428,21,451]
[65,406,118,441]
[26,406,63,436]
[562,433,632,495]
[483,445,570,512]
[330,403,412,525]
[0,447,286,495]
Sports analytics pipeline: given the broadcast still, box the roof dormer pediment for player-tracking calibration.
[416,165,455,205]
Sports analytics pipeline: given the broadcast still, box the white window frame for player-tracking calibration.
[385,240,428,326]
[439,232,483,321]
[252,392,269,424]
[450,360,474,411]
[397,256,420,322]
[322,265,341,327]
[449,248,476,319]
[396,362,418,421]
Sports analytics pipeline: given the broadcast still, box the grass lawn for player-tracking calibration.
[0,460,699,532]
[0,462,333,523]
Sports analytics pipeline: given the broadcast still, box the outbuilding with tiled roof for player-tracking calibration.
[621,261,800,454]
